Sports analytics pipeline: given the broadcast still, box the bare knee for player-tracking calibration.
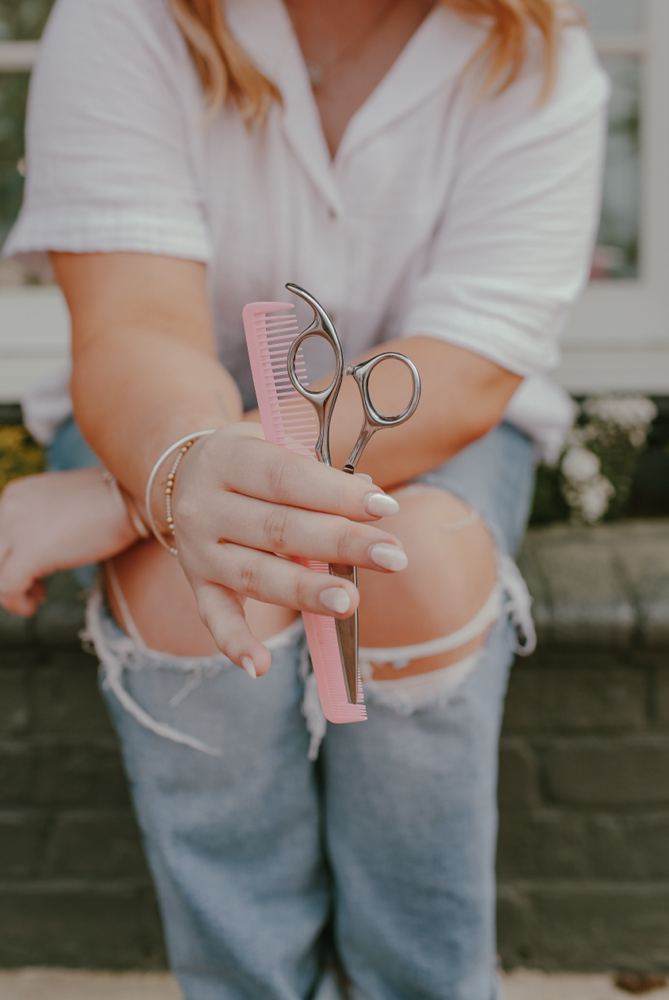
[357,487,497,679]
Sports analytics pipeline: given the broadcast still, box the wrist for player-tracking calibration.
[101,469,149,544]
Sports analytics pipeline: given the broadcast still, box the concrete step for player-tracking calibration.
[0,969,667,999]
[0,970,180,999]
[506,969,669,999]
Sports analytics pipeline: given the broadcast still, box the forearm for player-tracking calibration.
[54,253,243,506]
[72,328,242,499]
[337,338,522,487]
[246,336,522,490]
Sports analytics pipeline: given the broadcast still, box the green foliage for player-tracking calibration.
[529,395,658,527]
[0,0,55,40]
[0,0,56,242]
[529,464,570,526]
[583,425,641,522]
[0,425,45,495]
[0,72,29,244]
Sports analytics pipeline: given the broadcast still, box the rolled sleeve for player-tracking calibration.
[4,0,210,276]
[403,27,609,376]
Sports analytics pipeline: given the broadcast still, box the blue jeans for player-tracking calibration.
[51,419,535,1000]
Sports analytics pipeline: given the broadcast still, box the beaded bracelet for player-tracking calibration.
[144,430,217,556]
[164,440,196,546]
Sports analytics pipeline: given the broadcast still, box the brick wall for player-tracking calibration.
[497,645,669,972]
[0,573,165,969]
[497,521,669,973]
[0,521,667,971]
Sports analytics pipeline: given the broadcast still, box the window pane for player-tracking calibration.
[0,0,55,41]
[591,55,641,280]
[0,0,56,284]
[578,0,642,35]
[0,72,28,249]
[0,72,49,285]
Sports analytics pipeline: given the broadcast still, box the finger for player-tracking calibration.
[200,543,360,618]
[0,582,41,617]
[210,435,398,522]
[27,579,47,606]
[5,580,47,616]
[193,582,272,677]
[0,553,40,616]
[202,492,408,572]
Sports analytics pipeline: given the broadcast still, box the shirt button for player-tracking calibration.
[328,207,338,220]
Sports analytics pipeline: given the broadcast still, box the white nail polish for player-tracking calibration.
[320,587,351,614]
[365,493,400,517]
[355,473,373,482]
[370,543,408,571]
[241,656,257,679]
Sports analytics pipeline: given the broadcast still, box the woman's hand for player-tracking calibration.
[0,468,140,616]
[170,422,407,676]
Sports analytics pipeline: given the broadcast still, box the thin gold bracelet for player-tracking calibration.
[144,430,217,556]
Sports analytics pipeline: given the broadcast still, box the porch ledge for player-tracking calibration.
[518,520,669,647]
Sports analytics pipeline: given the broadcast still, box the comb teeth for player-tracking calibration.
[242,301,366,725]
[247,305,318,458]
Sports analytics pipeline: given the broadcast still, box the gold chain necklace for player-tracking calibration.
[293,0,402,88]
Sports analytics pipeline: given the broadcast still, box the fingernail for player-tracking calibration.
[365,493,400,517]
[370,543,408,571]
[241,655,257,679]
[319,587,351,614]
[355,473,373,482]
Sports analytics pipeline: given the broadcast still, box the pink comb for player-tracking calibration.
[243,300,366,724]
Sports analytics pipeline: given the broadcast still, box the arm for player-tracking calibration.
[244,38,608,485]
[59,252,242,499]
[325,27,608,485]
[323,337,520,489]
[0,467,139,616]
[244,336,520,489]
[54,251,410,675]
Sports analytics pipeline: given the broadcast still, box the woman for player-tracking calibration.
[1,0,606,996]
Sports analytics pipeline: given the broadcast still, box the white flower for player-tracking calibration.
[562,473,615,525]
[561,446,600,483]
[628,427,648,448]
[552,393,656,526]
[578,477,615,524]
[582,395,657,431]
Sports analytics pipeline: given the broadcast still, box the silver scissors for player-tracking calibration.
[285,283,421,704]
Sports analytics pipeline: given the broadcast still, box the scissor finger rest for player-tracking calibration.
[285,283,345,468]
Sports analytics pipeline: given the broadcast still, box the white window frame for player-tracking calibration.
[0,41,70,403]
[557,0,669,393]
[0,3,667,403]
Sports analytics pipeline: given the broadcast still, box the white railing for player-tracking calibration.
[595,34,647,56]
[0,40,40,71]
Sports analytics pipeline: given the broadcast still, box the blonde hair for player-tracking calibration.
[166,0,571,124]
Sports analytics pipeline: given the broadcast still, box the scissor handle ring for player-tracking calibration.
[287,328,343,403]
[351,352,421,428]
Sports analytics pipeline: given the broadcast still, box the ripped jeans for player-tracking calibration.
[53,418,536,1000]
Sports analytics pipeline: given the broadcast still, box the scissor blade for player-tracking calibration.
[330,565,359,704]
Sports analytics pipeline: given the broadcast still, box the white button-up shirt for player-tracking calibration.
[6,0,608,452]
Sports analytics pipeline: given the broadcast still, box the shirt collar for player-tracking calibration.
[336,7,485,163]
[225,0,484,199]
[226,0,343,212]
